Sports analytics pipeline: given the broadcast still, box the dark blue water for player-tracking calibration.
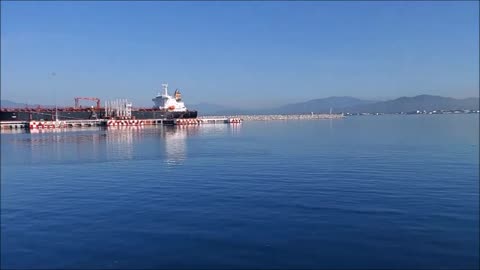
[1,115,479,269]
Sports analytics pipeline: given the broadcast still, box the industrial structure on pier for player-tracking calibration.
[0,83,243,130]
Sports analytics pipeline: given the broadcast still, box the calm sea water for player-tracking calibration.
[1,115,479,269]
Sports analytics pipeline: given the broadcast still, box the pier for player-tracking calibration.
[0,121,29,130]
[0,117,242,130]
[29,119,105,129]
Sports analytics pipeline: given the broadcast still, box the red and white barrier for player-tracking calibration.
[106,120,145,126]
[227,118,242,124]
[174,119,204,125]
[108,125,145,130]
[29,121,67,129]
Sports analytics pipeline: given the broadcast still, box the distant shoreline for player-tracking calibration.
[200,111,479,121]
[198,114,345,121]
[200,114,344,121]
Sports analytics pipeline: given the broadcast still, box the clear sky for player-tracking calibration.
[1,1,478,108]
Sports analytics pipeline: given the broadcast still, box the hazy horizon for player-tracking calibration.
[1,1,478,108]
[1,94,478,110]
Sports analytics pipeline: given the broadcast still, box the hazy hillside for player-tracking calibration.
[1,100,27,108]
[202,97,376,115]
[268,96,375,114]
[1,100,55,109]
[344,95,479,113]
[216,95,478,115]
[188,103,240,115]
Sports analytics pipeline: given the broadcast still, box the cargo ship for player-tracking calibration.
[0,84,198,121]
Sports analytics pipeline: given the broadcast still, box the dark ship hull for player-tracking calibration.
[0,110,198,121]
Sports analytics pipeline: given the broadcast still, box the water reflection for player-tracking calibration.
[106,126,144,160]
[28,127,101,134]
[161,124,240,166]
[4,128,106,165]
[2,124,239,166]
[163,126,188,166]
[196,123,227,136]
[229,123,242,136]
[0,128,27,135]
[1,127,103,135]
[198,122,241,136]
[100,125,195,165]
[10,134,103,146]
[191,123,241,137]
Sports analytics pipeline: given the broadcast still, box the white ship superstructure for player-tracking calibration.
[152,84,187,112]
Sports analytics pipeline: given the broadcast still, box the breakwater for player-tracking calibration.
[200,114,345,121]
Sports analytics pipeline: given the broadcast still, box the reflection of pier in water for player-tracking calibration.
[204,122,242,137]
[183,122,242,136]
[106,126,145,160]
[229,123,242,136]
[162,125,203,166]
[4,124,242,165]
[162,124,242,165]
[105,126,193,163]
[163,126,187,166]
[8,128,106,164]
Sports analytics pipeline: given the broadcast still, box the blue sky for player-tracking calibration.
[1,1,478,108]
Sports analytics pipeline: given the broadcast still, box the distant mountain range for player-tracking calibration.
[270,96,375,114]
[192,97,374,115]
[1,100,55,109]
[1,100,28,108]
[188,102,234,115]
[193,95,479,115]
[2,95,478,114]
[343,95,479,114]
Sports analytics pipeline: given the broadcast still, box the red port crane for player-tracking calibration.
[74,97,101,110]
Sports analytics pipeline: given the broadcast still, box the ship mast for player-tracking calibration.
[162,83,169,96]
